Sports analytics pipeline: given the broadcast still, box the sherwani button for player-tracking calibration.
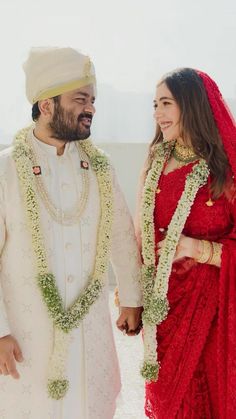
[67,275,74,283]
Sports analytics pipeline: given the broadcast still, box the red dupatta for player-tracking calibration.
[145,71,236,419]
[197,71,236,418]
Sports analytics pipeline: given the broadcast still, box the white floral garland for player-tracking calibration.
[140,141,209,380]
[12,126,114,399]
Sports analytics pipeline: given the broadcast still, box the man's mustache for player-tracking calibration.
[78,112,93,122]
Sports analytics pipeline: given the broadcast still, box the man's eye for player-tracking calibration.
[75,98,85,102]
[153,104,157,110]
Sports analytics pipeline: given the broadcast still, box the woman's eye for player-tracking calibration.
[163,101,171,106]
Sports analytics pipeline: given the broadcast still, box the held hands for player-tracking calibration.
[116,307,143,336]
[0,335,23,379]
[157,233,200,262]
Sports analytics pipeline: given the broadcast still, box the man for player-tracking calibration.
[0,47,142,419]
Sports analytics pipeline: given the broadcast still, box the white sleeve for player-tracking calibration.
[110,168,143,307]
[0,177,11,338]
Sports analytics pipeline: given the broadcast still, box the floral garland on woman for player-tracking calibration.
[140,141,209,381]
[12,126,114,400]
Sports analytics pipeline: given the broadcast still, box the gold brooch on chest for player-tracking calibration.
[81,160,89,170]
[32,165,42,175]
[205,198,214,206]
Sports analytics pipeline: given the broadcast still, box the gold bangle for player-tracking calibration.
[208,242,222,266]
[196,240,213,264]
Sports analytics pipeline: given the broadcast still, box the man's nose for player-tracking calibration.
[84,103,96,114]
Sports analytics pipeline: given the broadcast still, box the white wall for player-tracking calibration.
[97,142,148,285]
[97,142,148,215]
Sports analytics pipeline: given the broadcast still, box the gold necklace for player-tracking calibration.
[28,134,89,225]
[173,141,198,163]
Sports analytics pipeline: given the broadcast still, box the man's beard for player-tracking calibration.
[49,102,93,142]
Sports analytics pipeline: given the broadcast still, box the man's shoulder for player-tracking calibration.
[83,140,113,168]
[88,141,111,158]
[0,146,14,175]
[0,145,13,157]
[0,145,14,162]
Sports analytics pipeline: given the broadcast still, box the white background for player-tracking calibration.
[0,0,235,143]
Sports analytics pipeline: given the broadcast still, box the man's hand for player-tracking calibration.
[116,307,143,336]
[0,335,23,379]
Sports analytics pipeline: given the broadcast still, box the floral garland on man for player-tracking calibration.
[13,125,114,400]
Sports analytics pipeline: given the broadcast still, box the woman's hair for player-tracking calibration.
[31,96,61,122]
[147,68,230,198]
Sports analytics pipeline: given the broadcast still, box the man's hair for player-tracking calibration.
[31,95,61,121]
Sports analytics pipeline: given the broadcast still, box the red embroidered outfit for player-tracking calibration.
[145,163,236,418]
[144,72,236,419]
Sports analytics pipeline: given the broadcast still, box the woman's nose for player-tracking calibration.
[154,106,164,121]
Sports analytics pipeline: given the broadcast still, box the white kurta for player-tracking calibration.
[0,133,142,419]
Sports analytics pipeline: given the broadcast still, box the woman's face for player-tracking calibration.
[154,82,181,141]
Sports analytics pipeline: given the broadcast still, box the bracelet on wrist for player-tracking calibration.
[208,241,222,266]
[195,240,213,264]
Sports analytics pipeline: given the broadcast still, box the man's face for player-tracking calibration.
[49,84,96,141]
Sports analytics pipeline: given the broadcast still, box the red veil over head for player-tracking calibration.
[196,71,236,418]
[196,70,236,178]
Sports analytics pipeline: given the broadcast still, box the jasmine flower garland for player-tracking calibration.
[13,126,114,400]
[140,142,209,381]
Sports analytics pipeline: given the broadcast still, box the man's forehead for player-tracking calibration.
[65,84,95,98]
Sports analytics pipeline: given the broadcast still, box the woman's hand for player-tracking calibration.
[157,234,201,262]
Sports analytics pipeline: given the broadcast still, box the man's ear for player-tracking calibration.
[38,99,54,118]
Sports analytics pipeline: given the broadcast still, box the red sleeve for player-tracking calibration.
[217,199,236,418]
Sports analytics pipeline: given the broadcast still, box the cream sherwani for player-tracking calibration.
[0,133,142,419]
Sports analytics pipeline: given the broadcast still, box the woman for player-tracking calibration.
[136,68,236,418]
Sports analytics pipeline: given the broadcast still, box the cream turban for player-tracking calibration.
[23,47,96,104]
